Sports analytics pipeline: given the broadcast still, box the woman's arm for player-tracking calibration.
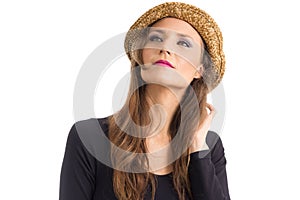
[188,133,230,200]
[59,123,96,200]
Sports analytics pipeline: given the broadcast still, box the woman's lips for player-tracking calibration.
[154,60,174,68]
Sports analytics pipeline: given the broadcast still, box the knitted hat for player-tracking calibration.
[124,2,225,90]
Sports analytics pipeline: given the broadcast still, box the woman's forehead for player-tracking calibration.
[151,18,203,46]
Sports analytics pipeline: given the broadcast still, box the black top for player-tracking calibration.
[59,117,230,200]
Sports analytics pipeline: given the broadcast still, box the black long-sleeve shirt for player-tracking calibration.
[59,117,230,200]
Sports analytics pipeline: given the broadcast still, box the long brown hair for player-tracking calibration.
[108,31,214,200]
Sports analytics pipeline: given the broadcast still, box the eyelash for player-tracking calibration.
[177,40,191,48]
[148,35,192,48]
[149,35,163,42]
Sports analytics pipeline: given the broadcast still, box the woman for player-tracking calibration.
[60,2,230,200]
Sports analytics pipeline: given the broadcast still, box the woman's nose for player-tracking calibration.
[159,48,171,55]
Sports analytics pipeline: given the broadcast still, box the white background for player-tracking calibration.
[1,0,300,199]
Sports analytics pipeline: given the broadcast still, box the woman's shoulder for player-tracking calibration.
[206,130,222,150]
[207,131,226,161]
[70,116,111,137]
[191,130,225,160]
[66,116,112,163]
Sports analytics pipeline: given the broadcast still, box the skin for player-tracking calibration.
[142,18,203,90]
[141,18,215,175]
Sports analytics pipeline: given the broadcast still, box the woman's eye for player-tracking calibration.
[149,35,163,42]
[177,40,191,48]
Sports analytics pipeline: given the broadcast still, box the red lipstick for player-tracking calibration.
[154,60,174,68]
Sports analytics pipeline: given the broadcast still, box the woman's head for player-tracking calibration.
[125,1,225,91]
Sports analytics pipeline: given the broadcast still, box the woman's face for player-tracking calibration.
[141,17,204,89]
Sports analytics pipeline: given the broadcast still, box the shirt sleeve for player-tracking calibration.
[188,132,230,200]
[59,123,97,200]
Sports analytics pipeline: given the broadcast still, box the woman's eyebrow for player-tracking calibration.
[148,28,196,44]
[149,28,165,34]
[177,33,194,42]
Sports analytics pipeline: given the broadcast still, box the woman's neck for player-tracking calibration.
[144,84,185,139]
[144,84,186,174]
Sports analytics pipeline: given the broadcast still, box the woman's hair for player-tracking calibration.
[108,23,215,200]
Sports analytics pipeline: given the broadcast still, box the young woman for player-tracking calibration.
[60,2,230,200]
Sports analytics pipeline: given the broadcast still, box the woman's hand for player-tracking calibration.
[190,103,216,153]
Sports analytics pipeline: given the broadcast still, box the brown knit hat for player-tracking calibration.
[124,2,225,90]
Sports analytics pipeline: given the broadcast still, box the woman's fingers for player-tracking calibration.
[190,104,216,153]
[206,103,216,118]
[201,103,216,127]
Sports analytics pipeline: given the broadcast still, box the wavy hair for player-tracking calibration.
[108,27,215,200]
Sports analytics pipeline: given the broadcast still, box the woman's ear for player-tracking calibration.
[193,64,203,79]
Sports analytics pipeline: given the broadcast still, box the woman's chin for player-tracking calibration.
[142,76,188,90]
